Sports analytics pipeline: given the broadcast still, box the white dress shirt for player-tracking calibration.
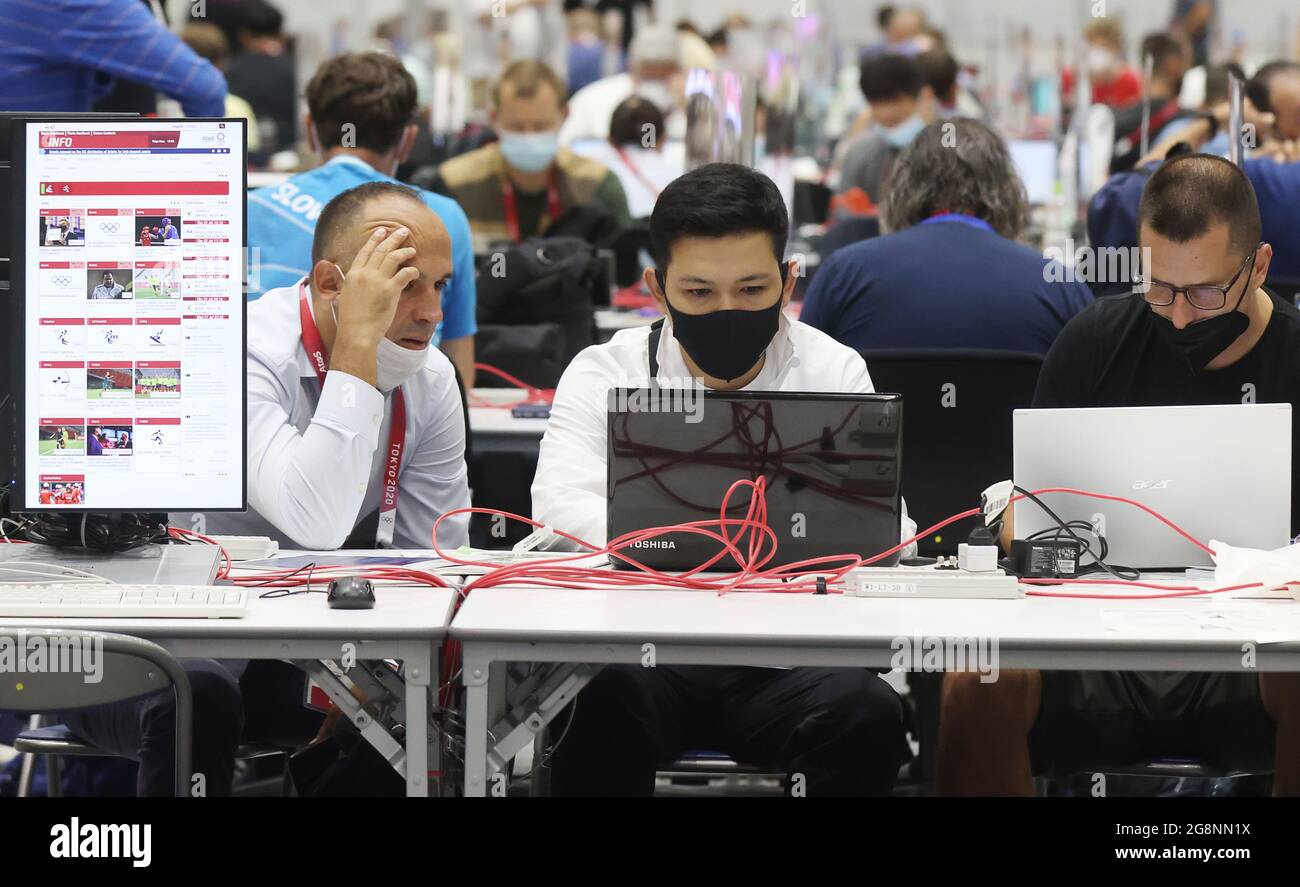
[532,315,918,552]
[175,284,471,551]
[559,73,687,147]
[566,140,685,219]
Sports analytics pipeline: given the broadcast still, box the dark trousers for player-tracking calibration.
[60,659,323,797]
[547,664,911,796]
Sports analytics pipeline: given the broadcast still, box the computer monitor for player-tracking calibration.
[1007,139,1059,205]
[606,389,904,572]
[1013,404,1292,570]
[8,117,247,513]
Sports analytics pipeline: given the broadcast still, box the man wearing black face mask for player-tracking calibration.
[530,163,916,796]
[936,153,1300,795]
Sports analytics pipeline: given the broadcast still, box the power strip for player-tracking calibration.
[845,567,1023,599]
[206,535,279,561]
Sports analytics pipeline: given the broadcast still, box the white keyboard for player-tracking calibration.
[0,584,248,618]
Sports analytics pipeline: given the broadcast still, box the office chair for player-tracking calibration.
[858,348,1044,557]
[1,629,192,797]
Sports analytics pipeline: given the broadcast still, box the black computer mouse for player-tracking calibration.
[327,576,376,609]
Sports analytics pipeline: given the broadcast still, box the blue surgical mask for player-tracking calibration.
[498,129,560,173]
[882,115,924,149]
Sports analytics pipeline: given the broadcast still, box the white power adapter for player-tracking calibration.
[957,542,999,572]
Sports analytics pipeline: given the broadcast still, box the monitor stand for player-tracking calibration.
[0,542,221,585]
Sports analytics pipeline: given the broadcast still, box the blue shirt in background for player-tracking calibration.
[0,0,226,116]
[801,219,1094,355]
[1088,155,1300,282]
[247,155,478,345]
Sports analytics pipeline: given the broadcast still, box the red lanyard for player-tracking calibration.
[501,173,562,242]
[616,146,661,199]
[298,281,406,548]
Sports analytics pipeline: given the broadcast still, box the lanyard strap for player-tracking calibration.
[920,212,995,233]
[298,281,406,548]
[501,173,562,242]
[616,146,662,199]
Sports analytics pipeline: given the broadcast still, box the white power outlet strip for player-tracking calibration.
[207,535,279,561]
[845,567,1023,599]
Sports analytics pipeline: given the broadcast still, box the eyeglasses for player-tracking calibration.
[1138,244,1261,311]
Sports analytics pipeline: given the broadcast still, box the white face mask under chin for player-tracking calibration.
[330,265,429,392]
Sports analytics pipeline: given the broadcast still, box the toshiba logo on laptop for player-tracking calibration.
[631,540,676,549]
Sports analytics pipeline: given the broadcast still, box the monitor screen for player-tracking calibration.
[1007,139,1059,205]
[14,118,246,511]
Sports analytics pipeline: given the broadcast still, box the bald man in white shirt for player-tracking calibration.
[532,163,914,796]
[70,182,471,798]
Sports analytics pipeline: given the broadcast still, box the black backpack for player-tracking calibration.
[474,236,604,388]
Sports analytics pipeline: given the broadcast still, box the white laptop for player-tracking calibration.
[1013,404,1292,570]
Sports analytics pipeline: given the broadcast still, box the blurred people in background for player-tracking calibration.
[567,8,607,96]
[916,47,984,119]
[570,95,683,218]
[1110,32,1194,171]
[0,0,225,116]
[804,118,1092,354]
[1089,94,1300,284]
[561,24,684,146]
[471,0,567,82]
[433,60,629,246]
[1063,17,1141,109]
[246,51,478,384]
[182,23,262,157]
[564,0,652,58]
[882,6,933,55]
[1171,0,1217,67]
[224,0,297,155]
[1247,61,1300,142]
[835,53,927,205]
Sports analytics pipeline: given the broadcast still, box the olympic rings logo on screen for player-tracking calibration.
[50,275,71,287]
[99,222,120,234]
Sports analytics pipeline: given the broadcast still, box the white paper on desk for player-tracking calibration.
[1211,539,1300,594]
[1102,607,1300,645]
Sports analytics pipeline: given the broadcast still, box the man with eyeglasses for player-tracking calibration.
[936,154,1300,795]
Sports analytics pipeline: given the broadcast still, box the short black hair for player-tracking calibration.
[915,49,959,103]
[858,53,924,103]
[649,163,789,273]
[1139,32,1186,70]
[311,181,425,267]
[610,95,666,146]
[1138,154,1261,255]
[876,5,896,30]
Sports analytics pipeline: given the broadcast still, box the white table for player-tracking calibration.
[468,387,549,456]
[449,582,1300,796]
[2,578,455,797]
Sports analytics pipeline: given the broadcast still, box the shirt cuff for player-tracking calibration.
[317,370,385,433]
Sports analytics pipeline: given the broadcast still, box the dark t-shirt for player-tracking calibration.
[1034,291,1300,533]
[800,220,1094,354]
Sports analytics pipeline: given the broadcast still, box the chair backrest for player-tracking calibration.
[860,349,1044,555]
[0,628,192,796]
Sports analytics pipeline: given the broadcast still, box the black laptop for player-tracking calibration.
[606,389,903,572]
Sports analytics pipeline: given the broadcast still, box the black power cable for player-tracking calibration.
[1013,486,1140,582]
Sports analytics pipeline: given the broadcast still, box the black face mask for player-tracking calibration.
[660,271,785,382]
[1148,259,1255,372]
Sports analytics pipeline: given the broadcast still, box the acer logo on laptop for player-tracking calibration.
[631,540,676,549]
[1131,480,1174,490]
